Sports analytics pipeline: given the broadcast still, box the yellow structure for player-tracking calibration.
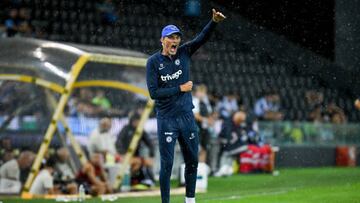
[0,38,154,197]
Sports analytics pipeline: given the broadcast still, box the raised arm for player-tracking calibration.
[184,9,226,56]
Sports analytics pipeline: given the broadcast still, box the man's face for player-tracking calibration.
[161,34,181,56]
[91,153,103,166]
[131,119,140,128]
[195,89,206,99]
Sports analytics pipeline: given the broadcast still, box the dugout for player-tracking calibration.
[0,37,154,197]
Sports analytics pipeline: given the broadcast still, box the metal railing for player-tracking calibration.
[258,121,360,146]
[2,116,360,146]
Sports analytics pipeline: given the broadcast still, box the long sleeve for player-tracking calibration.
[183,20,217,56]
[146,58,181,100]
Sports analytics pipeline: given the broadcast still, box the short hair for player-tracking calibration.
[195,84,207,92]
[45,156,57,168]
[129,112,141,124]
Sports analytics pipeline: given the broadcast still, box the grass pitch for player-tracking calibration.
[1,167,359,203]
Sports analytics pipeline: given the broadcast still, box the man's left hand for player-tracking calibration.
[212,9,226,23]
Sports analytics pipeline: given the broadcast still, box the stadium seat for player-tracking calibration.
[14,0,357,122]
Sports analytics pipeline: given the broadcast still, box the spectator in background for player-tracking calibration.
[76,100,101,117]
[53,148,78,194]
[71,88,104,117]
[54,148,75,181]
[308,104,324,123]
[5,8,18,37]
[29,156,57,195]
[79,88,94,102]
[254,89,283,121]
[17,7,32,37]
[88,117,117,160]
[92,89,111,111]
[76,153,112,196]
[192,84,216,164]
[216,93,239,119]
[116,111,156,187]
[0,151,34,193]
[0,137,17,165]
[215,111,259,176]
[308,102,347,124]
[305,90,324,108]
[306,90,324,122]
[0,151,35,181]
[324,102,347,124]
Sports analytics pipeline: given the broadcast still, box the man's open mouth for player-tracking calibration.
[170,44,178,52]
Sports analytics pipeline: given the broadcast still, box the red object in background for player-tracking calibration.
[239,144,274,173]
[239,146,254,173]
[336,146,356,167]
[259,145,274,172]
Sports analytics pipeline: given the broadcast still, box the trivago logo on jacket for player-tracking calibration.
[161,70,182,81]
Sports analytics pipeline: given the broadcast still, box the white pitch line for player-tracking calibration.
[100,187,206,200]
[201,187,298,202]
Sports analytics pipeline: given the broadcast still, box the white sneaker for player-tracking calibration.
[214,165,230,177]
[225,165,233,176]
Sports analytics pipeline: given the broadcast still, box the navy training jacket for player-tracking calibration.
[146,20,217,118]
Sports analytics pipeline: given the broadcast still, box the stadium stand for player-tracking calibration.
[1,1,360,201]
[1,0,358,122]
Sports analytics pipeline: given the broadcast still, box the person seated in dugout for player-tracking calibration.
[215,111,261,176]
[53,148,78,194]
[76,153,112,196]
[0,151,35,193]
[218,111,260,157]
[116,111,156,188]
[30,156,77,196]
[87,117,117,160]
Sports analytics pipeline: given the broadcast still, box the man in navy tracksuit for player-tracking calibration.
[146,9,226,203]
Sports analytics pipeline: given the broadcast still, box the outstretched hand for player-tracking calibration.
[212,9,226,23]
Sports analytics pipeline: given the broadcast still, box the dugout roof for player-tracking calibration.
[0,37,154,194]
[0,37,148,96]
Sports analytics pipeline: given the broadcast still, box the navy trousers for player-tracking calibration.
[157,112,199,203]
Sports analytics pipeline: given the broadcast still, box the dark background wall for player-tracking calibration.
[213,0,335,60]
[213,0,360,98]
[335,0,360,71]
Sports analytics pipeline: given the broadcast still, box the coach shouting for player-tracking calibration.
[146,9,226,203]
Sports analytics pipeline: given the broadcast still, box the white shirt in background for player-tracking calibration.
[88,128,117,156]
[0,159,20,180]
[29,169,53,195]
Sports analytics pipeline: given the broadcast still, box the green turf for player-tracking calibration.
[1,167,359,203]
